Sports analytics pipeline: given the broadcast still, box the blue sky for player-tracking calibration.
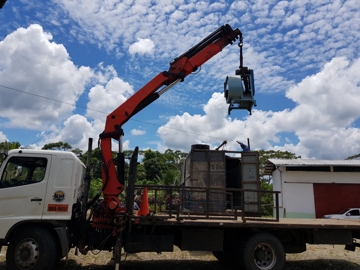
[0,0,359,159]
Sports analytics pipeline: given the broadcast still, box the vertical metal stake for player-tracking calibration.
[114,214,125,270]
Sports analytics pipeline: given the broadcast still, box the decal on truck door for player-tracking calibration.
[52,190,65,202]
[49,191,68,211]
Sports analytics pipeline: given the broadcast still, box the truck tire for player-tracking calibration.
[6,226,58,270]
[242,232,285,270]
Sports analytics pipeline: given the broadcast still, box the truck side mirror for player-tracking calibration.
[0,150,8,165]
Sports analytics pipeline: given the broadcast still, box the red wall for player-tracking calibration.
[313,183,360,218]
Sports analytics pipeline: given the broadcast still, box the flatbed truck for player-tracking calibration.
[1,24,359,270]
[1,147,360,270]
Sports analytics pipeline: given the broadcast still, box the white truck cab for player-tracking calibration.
[0,149,85,269]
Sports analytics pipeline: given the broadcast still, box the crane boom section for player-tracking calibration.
[100,25,242,209]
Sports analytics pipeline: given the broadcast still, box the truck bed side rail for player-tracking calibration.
[130,185,280,222]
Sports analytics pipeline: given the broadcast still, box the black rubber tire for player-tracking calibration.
[241,232,285,270]
[6,226,58,270]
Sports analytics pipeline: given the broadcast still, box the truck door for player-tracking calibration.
[0,154,50,230]
[42,155,80,219]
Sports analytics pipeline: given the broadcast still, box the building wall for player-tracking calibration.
[272,169,282,207]
[274,177,316,218]
[272,167,360,218]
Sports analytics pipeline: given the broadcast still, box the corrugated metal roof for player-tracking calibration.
[269,159,360,166]
[264,159,360,175]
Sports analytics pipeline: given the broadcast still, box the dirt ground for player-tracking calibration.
[1,244,360,270]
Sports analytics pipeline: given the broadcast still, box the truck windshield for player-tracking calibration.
[0,156,47,188]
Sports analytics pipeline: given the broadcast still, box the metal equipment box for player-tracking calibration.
[181,144,260,215]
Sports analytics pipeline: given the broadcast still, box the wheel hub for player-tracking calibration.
[15,239,39,269]
[254,243,276,269]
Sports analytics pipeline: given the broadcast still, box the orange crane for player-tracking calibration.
[96,24,256,215]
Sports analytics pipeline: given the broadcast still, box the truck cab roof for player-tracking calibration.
[7,149,85,166]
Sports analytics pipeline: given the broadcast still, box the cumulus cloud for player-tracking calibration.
[158,57,360,159]
[131,129,146,136]
[0,25,135,150]
[0,131,8,142]
[286,57,360,127]
[1,0,360,159]
[128,38,155,55]
[40,114,96,148]
[282,13,302,27]
[9,0,357,96]
[158,92,234,151]
[40,72,135,150]
[86,77,134,119]
[0,24,93,129]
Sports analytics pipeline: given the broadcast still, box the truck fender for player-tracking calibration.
[5,221,70,259]
[54,226,70,258]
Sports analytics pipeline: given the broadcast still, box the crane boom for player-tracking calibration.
[99,24,251,210]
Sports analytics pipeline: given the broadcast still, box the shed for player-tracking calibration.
[265,159,360,218]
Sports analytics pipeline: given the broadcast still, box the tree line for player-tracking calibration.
[4,140,359,184]
[1,140,358,214]
[0,140,299,198]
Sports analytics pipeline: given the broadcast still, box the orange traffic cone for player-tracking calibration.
[138,188,150,216]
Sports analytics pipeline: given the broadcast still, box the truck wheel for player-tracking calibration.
[6,227,58,270]
[242,233,285,270]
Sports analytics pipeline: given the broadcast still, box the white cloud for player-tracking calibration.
[169,10,186,21]
[30,0,358,95]
[230,1,248,11]
[209,2,227,12]
[284,29,299,42]
[270,1,288,18]
[0,24,138,150]
[40,114,96,149]
[131,129,146,136]
[286,57,360,127]
[0,24,93,129]
[1,0,360,159]
[157,57,360,159]
[157,92,235,151]
[0,131,8,142]
[86,77,134,120]
[128,38,155,55]
[282,13,302,27]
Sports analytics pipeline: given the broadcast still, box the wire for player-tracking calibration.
[0,84,106,114]
[159,125,226,141]
[0,83,230,143]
